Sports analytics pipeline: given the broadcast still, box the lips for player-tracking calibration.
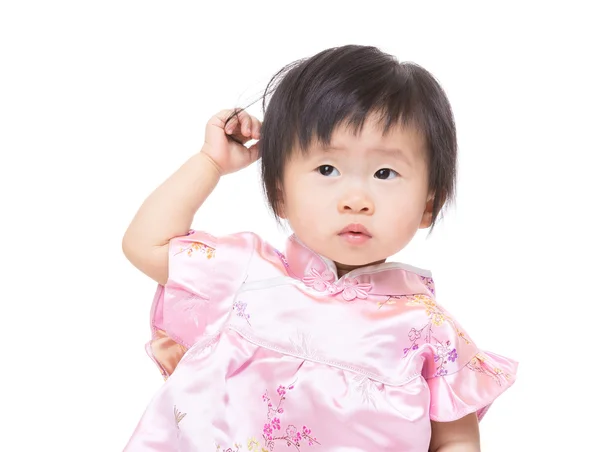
[338,223,372,237]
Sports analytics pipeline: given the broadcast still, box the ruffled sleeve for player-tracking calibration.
[407,294,519,422]
[146,230,254,379]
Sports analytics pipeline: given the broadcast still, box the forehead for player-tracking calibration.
[308,115,428,164]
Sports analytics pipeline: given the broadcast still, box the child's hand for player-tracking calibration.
[202,109,261,175]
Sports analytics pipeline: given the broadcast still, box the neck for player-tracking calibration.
[335,259,386,277]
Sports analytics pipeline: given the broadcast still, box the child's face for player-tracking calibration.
[280,115,433,273]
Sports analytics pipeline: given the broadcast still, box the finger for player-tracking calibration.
[214,109,240,134]
[235,110,253,137]
[216,109,236,121]
[228,134,245,146]
[251,117,262,140]
[247,141,261,162]
[225,119,238,135]
[213,109,246,134]
[225,110,252,137]
[214,109,257,141]
[227,126,256,146]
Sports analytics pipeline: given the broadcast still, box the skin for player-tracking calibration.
[122,108,480,451]
[280,115,434,277]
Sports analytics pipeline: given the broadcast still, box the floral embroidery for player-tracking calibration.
[175,240,215,259]
[432,340,458,376]
[376,296,397,309]
[377,278,435,309]
[302,268,372,301]
[420,276,436,295]
[351,374,380,406]
[404,294,471,342]
[289,332,318,359]
[174,406,186,428]
[233,300,251,325]
[246,438,268,452]
[466,353,512,386]
[261,383,319,450]
[216,383,319,451]
[174,293,208,327]
[274,249,290,270]
[216,443,243,452]
[390,294,472,377]
[371,293,475,377]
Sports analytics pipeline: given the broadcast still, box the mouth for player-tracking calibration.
[338,223,372,237]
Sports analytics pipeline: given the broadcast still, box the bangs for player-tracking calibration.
[262,49,429,154]
[297,67,427,152]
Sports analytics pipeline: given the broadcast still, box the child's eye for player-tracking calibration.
[374,168,399,180]
[317,165,340,177]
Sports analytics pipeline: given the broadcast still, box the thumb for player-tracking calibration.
[247,141,261,163]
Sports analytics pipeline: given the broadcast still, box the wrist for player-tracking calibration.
[198,148,224,179]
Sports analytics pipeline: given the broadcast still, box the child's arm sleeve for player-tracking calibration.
[146,229,254,379]
[410,294,519,422]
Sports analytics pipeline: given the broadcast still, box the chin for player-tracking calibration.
[331,252,385,268]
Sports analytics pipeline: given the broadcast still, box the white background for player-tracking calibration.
[1,1,598,450]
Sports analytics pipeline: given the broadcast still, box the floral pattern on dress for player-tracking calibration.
[260,383,319,450]
[216,383,319,451]
[233,300,251,325]
[274,249,290,270]
[466,353,513,386]
[381,294,472,377]
[174,406,186,428]
[351,374,380,406]
[419,276,436,295]
[174,293,208,328]
[389,294,511,384]
[216,443,243,452]
[175,240,215,259]
[289,331,319,359]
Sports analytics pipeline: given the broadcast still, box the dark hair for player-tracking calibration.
[228,45,457,231]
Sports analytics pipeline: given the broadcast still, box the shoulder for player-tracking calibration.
[169,229,266,257]
[168,230,289,280]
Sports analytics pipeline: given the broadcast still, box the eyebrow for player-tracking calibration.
[317,145,413,165]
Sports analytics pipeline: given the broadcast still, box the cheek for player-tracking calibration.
[284,183,333,232]
[289,188,324,218]
[282,178,312,218]
[285,175,323,208]
[378,190,426,227]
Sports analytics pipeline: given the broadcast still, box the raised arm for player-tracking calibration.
[122,109,261,285]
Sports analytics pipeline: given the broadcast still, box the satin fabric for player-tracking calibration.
[124,230,518,451]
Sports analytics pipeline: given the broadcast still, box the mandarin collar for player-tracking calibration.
[277,234,436,301]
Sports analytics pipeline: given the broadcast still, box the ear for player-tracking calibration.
[276,203,287,220]
[419,192,435,229]
[274,186,287,219]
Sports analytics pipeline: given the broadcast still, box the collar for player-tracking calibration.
[276,234,436,302]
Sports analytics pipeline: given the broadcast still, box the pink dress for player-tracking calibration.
[124,231,518,451]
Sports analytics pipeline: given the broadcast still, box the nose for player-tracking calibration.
[338,191,374,215]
